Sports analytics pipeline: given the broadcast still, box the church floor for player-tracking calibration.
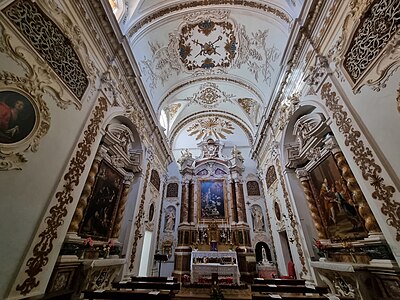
[175,286,252,300]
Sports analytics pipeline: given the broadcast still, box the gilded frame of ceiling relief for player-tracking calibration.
[276,159,308,275]
[334,0,400,93]
[14,97,108,296]
[321,82,400,241]
[129,160,151,271]
[3,0,89,100]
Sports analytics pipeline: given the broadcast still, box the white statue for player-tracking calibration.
[231,145,244,162]
[262,247,268,264]
[252,206,264,231]
[164,209,175,231]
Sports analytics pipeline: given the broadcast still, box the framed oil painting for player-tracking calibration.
[200,180,225,219]
[79,160,124,240]
[309,154,368,240]
[0,91,36,144]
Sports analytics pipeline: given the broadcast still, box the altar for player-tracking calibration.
[190,251,240,285]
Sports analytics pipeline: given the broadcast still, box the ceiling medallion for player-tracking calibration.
[178,19,237,71]
[186,82,235,108]
[187,116,234,140]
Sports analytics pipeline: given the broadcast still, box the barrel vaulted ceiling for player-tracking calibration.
[109,0,304,160]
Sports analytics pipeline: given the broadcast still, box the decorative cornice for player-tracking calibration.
[128,1,292,37]
[320,82,399,240]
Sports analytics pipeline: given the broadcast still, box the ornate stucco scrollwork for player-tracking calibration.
[15,97,108,296]
[333,0,400,93]
[3,0,89,100]
[276,159,308,275]
[321,82,399,240]
[129,160,151,271]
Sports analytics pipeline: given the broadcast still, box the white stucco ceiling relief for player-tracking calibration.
[120,0,297,161]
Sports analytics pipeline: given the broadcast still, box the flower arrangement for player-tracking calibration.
[313,239,327,257]
[83,237,94,248]
[101,239,115,258]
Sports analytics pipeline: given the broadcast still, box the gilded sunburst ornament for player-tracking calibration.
[187,117,234,140]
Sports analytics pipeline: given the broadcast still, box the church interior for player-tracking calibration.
[0,0,400,299]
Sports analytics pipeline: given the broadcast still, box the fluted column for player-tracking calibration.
[180,180,189,224]
[68,147,107,233]
[112,174,133,238]
[296,168,327,239]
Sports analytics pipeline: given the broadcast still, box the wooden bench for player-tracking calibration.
[83,290,173,299]
[252,295,352,300]
[251,284,329,295]
[253,278,306,285]
[131,276,178,283]
[112,281,180,292]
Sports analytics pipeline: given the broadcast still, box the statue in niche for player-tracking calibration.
[262,246,269,264]
[164,208,175,232]
[252,205,264,231]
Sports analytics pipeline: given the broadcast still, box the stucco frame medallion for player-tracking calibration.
[0,86,50,171]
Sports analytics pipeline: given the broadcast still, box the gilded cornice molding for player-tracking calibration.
[127,1,292,37]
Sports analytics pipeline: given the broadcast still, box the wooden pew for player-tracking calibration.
[252,295,353,300]
[83,290,173,300]
[253,278,306,285]
[251,284,329,295]
[131,276,178,283]
[112,281,180,292]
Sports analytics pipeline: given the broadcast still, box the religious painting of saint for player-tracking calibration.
[309,154,368,240]
[0,91,36,144]
[79,160,124,240]
[200,180,225,219]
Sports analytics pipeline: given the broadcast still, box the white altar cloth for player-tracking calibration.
[190,251,240,284]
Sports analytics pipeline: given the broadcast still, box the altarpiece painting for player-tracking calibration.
[79,160,124,240]
[200,180,225,219]
[309,154,368,240]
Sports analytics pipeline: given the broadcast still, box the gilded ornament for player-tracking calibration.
[187,116,234,140]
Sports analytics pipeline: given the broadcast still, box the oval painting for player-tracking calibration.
[274,201,281,221]
[0,91,36,144]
